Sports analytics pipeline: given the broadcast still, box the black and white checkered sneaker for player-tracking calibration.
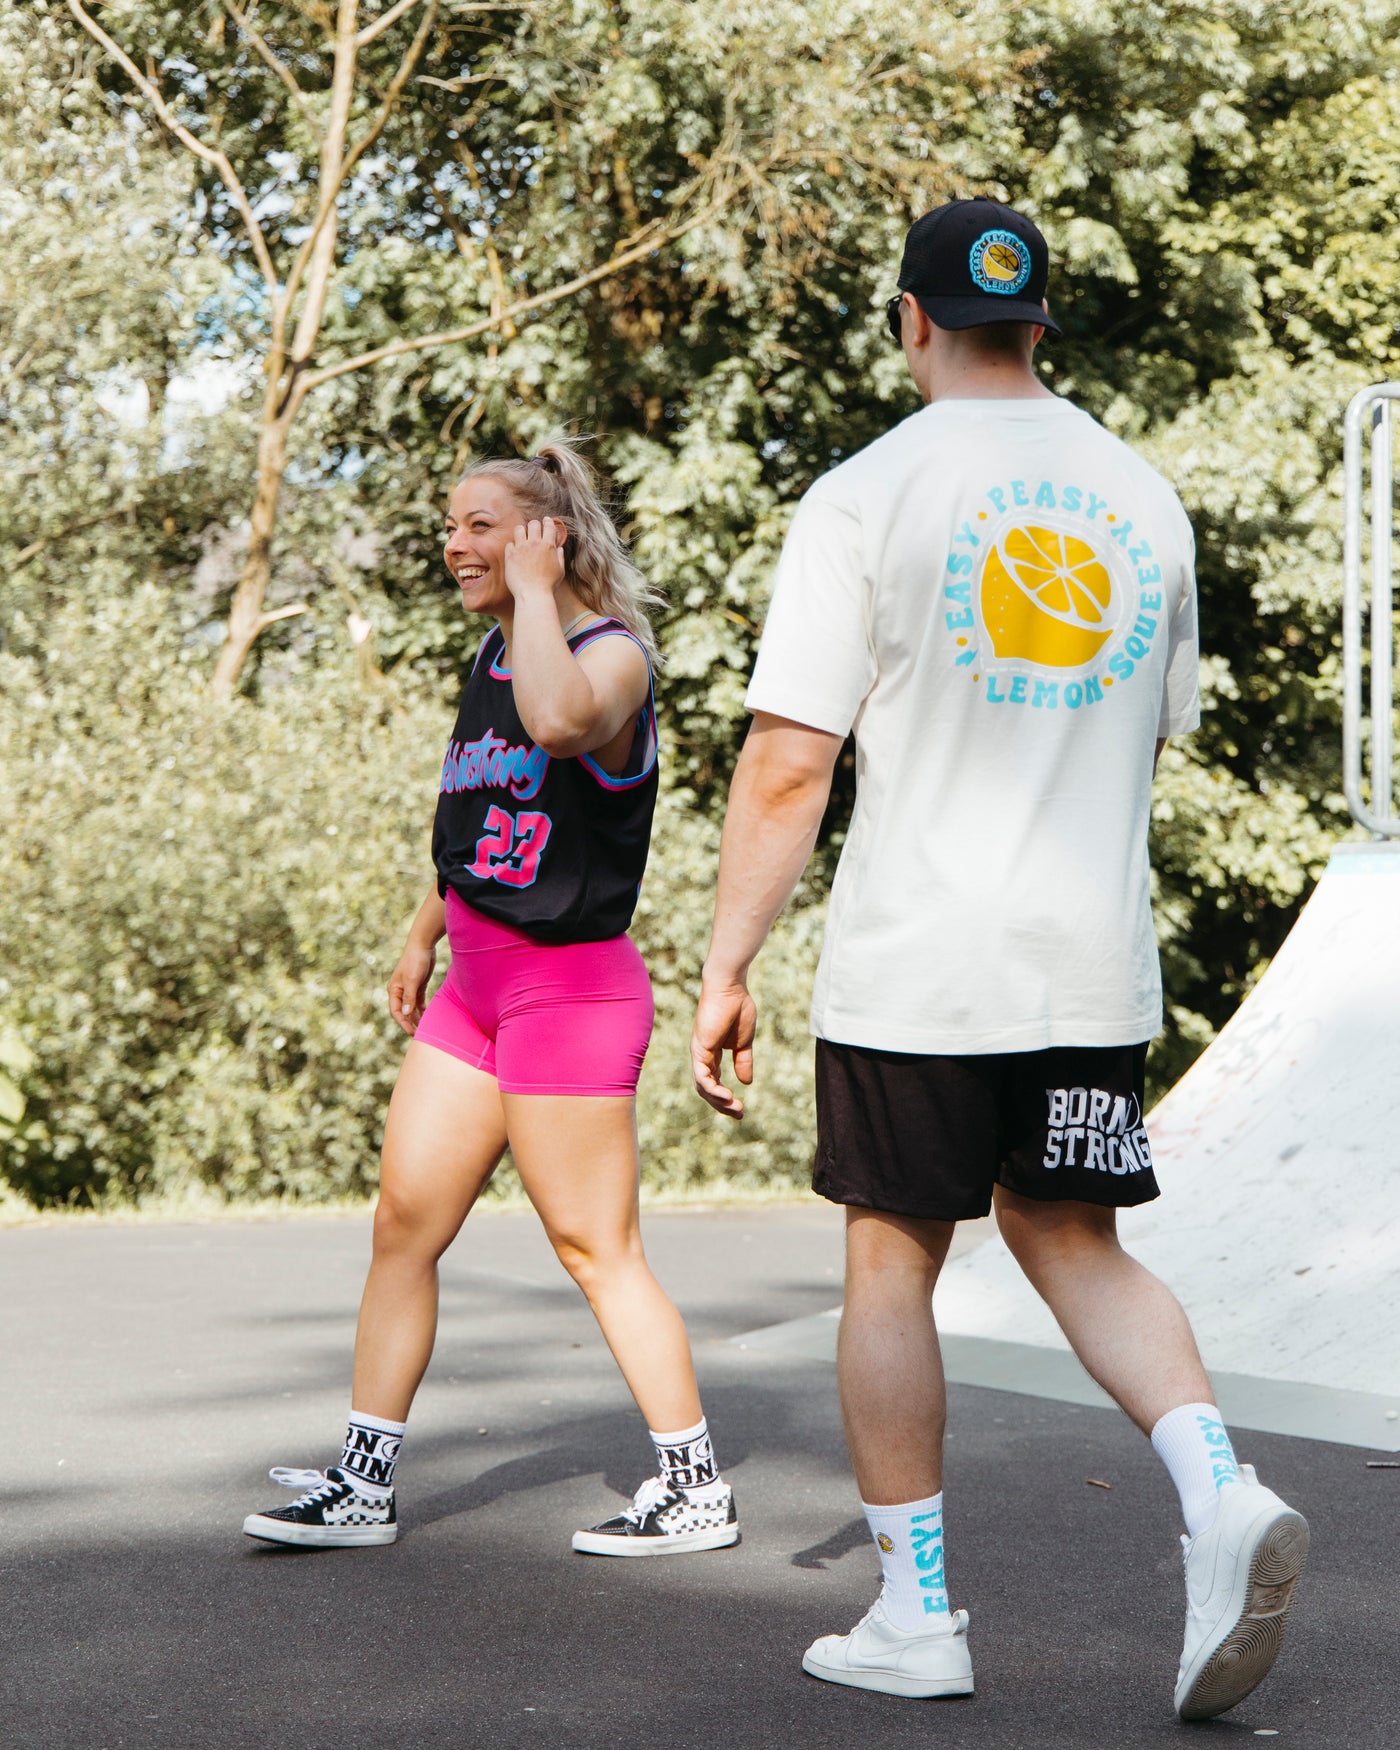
[242,1466,398,1548]
[571,1474,739,1556]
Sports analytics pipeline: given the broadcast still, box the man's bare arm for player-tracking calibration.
[692,713,843,1117]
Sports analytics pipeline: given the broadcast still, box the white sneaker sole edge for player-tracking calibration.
[800,1651,974,1700]
[570,1523,740,1557]
[242,1513,398,1548]
[1176,1505,1309,1721]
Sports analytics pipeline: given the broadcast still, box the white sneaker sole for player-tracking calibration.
[1177,1506,1309,1721]
[801,1649,975,1700]
[571,1523,740,1557]
[242,1512,398,1548]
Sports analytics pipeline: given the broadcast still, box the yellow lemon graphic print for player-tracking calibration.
[980,524,1115,667]
[982,241,1023,284]
[876,1533,894,1553]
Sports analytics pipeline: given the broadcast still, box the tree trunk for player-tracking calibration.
[208,3,359,699]
[209,406,292,703]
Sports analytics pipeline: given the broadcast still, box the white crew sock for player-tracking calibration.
[1151,1402,1241,1538]
[339,1408,406,1501]
[648,1416,721,1494]
[861,1492,950,1632]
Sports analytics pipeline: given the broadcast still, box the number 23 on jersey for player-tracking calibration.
[466,805,553,888]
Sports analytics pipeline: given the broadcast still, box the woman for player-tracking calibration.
[243,441,736,1557]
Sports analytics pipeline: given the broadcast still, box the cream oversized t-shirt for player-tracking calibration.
[745,397,1199,1054]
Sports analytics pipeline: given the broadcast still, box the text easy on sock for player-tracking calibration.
[861,1492,950,1631]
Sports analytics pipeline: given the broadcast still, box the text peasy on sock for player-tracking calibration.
[1151,1401,1241,1538]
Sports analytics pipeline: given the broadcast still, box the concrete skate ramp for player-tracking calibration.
[930,840,1400,1449]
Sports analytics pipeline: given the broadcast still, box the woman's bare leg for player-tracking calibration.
[350,1043,508,1421]
[503,1093,702,1434]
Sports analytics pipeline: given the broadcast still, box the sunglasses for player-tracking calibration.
[885,292,905,344]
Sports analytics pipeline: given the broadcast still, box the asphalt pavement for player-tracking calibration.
[4,1204,1395,1750]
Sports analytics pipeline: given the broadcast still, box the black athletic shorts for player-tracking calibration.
[812,1038,1160,1222]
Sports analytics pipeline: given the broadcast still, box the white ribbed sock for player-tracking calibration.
[339,1408,406,1500]
[1151,1402,1240,1538]
[648,1416,720,1493]
[861,1492,950,1631]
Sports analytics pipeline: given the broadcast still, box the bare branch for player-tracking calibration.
[298,188,738,395]
[440,389,488,445]
[260,602,310,626]
[66,0,280,297]
[337,0,437,190]
[414,72,494,91]
[358,0,519,41]
[439,141,510,352]
[12,508,132,569]
[223,1,316,132]
[2,343,39,388]
[265,0,363,363]
[355,0,424,47]
[276,0,437,349]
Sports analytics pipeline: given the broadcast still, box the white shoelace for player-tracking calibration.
[623,1475,676,1524]
[268,1466,340,1503]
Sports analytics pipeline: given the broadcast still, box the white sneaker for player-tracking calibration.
[1174,1463,1308,1720]
[802,1595,974,1699]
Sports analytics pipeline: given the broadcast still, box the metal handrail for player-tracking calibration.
[1341,383,1400,837]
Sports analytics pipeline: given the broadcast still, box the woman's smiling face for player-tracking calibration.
[443,476,528,616]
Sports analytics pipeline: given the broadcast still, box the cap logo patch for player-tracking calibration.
[970,228,1031,296]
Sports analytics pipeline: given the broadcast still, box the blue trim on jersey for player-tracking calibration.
[488,618,641,677]
[569,625,641,659]
[476,619,656,787]
[573,628,658,791]
[579,709,657,790]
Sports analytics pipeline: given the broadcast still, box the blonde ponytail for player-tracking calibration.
[459,437,664,666]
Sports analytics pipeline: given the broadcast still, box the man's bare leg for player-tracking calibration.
[993,1185,1307,1721]
[991,1187,1211,1431]
[837,1207,954,1502]
[804,1206,973,1698]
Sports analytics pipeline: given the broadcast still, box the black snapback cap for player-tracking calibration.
[897,198,1060,335]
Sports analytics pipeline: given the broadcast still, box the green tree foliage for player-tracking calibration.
[63,0,1017,691]
[0,593,820,1203]
[0,6,245,639]
[3,0,1396,1205]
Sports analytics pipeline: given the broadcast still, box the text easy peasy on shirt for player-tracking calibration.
[745,398,1200,1055]
[432,619,658,943]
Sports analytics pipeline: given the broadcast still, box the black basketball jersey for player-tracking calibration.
[431,619,659,943]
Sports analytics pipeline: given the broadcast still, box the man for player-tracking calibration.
[690,198,1307,1719]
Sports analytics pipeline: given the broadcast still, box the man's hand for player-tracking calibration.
[691,975,758,1119]
[688,713,841,1118]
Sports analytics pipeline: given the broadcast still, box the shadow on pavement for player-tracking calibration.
[5,1213,1391,1750]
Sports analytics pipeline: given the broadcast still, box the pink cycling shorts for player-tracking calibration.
[413,890,653,1097]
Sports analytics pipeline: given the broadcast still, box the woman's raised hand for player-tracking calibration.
[503,516,566,600]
